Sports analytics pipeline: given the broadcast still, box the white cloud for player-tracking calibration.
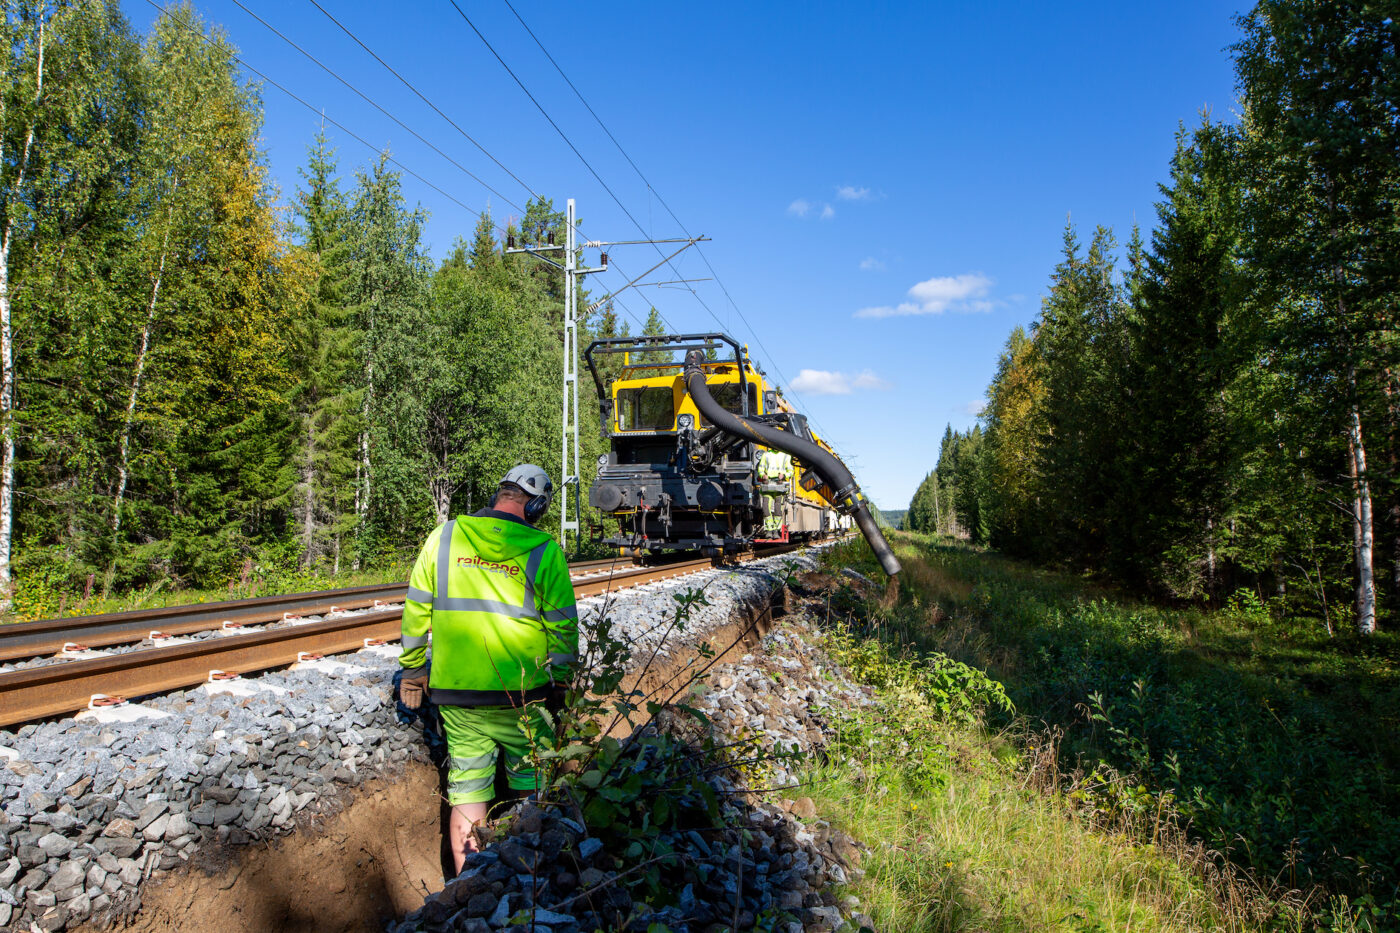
[789,198,835,220]
[855,272,998,318]
[859,257,885,271]
[790,368,892,396]
[908,273,992,309]
[836,185,871,201]
[853,371,892,390]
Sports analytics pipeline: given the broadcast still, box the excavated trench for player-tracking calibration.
[93,586,791,933]
[87,761,443,933]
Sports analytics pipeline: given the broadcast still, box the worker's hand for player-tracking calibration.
[399,669,428,710]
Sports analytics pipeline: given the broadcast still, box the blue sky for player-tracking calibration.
[124,1,1248,511]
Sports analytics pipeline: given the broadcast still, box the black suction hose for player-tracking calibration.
[683,351,901,577]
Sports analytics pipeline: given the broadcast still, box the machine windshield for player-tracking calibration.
[700,382,759,425]
[616,386,675,431]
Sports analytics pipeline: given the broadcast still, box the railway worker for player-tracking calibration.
[395,464,578,872]
[756,447,793,536]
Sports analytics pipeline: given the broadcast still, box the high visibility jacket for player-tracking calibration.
[399,510,579,707]
[757,449,792,483]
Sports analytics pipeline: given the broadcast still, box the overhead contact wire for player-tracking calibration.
[498,0,838,446]
[226,0,523,225]
[145,0,490,225]
[307,0,542,204]
[446,0,687,333]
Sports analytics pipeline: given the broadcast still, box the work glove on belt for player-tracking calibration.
[546,683,570,714]
[398,667,429,710]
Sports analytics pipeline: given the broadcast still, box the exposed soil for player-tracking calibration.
[89,759,445,933]
[83,581,794,933]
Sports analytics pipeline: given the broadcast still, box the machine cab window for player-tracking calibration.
[702,382,760,425]
[616,386,675,432]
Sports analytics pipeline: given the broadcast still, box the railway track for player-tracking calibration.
[0,545,804,728]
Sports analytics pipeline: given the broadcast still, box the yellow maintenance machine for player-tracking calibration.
[585,333,899,576]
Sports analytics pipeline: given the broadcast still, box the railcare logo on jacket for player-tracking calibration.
[399,512,580,706]
[456,554,521,577]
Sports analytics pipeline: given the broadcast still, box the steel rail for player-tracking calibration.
[0,550,801,728]
[0,583,411,663]
[0,558,651,664]
[0,609,404,726]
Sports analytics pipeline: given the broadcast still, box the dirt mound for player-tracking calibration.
[89,760,443,933]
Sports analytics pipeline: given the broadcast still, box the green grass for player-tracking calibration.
[796,557,1277,931]
[815,532,1400,928]
[808,754,1246,932]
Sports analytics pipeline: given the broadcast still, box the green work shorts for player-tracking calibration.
[440,704,547,805]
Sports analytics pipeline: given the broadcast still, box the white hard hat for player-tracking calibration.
[501,464,553,498]
[500,464,554,523]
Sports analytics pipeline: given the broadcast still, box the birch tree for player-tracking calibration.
[0,5,46,607]
[101,4,306,588]
[1236,0,1400,634]
[0,0,140,605]
[342,155,430,547]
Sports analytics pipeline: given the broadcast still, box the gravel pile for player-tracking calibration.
[395,596,880,933]
[0,648,416,931]
[393,788,866,933]
[0,549,824,932]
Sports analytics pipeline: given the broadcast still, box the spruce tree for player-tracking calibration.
[1236,0,1400,632]
[291,130,359,571]
[1118,120,1245,596]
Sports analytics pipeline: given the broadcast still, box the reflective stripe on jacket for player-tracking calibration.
[399,512,579,707]
[757,449,792,483]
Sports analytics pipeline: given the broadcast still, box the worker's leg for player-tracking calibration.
[448,802,489,871]
[438,706,500,873]
[764,492,781,534]
[495,703,548,798]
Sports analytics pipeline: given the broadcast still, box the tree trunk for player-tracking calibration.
[352,458,361,572]
[298,416,316,568]
[0,20,45,609]
[932,474,941,535]
[111,220,172,536]
[1383,369,1400,610]
[1347,381,1377,635]
[432,479,451,526]
[1205,516,1216,595]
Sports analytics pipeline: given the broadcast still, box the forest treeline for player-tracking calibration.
[0,1,647,614]
[907,0,1398,635]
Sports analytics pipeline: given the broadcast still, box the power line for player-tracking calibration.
[446,0,693,334]
[295,1,657,331]
[306,0,542,205]
[243,2,654,335]
[496,0,840,448]
[145,0,489,225]
[225,0,525,224]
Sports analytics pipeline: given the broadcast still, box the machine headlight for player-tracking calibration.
[597,454,609,468]
[677,414,694,429]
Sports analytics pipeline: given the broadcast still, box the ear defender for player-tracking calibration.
[524,492,550,524]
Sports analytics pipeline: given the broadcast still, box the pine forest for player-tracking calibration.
[0,1,645,619]
[908,1,1398,636]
